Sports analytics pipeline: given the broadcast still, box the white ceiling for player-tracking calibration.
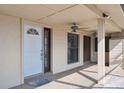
[0,4,123,33]
[38,5,99,25]
[41,4,73,11]
[0,5,55,20]
[96,4,124,30]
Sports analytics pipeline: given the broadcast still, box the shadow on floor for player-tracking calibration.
[11,62,96,89]
[11,62,122,89]
[54,80,91,89]
[52,62,97,81]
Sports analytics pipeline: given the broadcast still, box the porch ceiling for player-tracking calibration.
[96,4,124,31]
[0,4,123,33]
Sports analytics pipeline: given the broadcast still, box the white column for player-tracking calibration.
[122,35,124,69]
[97,18,105,84]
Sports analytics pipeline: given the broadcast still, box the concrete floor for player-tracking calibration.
[37,64,98,89]
[37,62,123,89]
[12,62,124,89]
[102,64,124,88]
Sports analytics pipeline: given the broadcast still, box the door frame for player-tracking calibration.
[44,27,51,73]
[23,24,44,79]
[83,35,91,63]
[21,20,52,84]
[21,20,45,84]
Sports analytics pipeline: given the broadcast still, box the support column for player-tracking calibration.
[122,32,124,69]
[97,18,105,84]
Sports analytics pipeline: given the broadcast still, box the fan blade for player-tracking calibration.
[78,27,89,30]
[79,29,96,33]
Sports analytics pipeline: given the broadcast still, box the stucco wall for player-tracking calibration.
[0,14,84,88]
[91,33,124,66]
[90,35,97,62]
[0,14,21,88]
[109,39,123,66]
[52,28,84,74]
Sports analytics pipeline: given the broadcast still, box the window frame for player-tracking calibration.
[94,37,110,52]
[67,33,79,64]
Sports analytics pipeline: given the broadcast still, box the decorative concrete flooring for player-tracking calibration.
[103,64,124,88]
[12,62,124,89]
[37,62,123,89]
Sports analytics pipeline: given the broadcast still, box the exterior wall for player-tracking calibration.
[91,36,110,65]
[52,28,84,74]
[91,35,97,62]
[0,14,85,88]
[0,14,51,88]
[91,32,124,66]
[110,32,124,67]
[109,39,123,66]
[0,14,21,88]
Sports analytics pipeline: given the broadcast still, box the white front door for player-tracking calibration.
[24,24,43,77]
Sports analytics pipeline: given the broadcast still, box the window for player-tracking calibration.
[95,37,110,52]
[27,28,39,35]
[68,33,79,64]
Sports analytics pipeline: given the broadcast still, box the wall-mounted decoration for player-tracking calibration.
[27,28,39,35]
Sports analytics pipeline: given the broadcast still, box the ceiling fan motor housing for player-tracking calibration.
[71,23,79,32]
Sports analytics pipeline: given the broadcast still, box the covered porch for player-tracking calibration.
[0,4,124,89]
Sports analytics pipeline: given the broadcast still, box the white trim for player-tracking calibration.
[50,28,53,74]
[67,32,80,64]
[20,18,24,84]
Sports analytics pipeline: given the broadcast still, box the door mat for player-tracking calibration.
[27,79,50,87]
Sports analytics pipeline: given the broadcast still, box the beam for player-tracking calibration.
[84,4,122,31]
[38,4,78,21]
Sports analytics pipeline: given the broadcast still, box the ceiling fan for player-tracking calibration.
[64,22,96,34]
[70,22,88,32]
